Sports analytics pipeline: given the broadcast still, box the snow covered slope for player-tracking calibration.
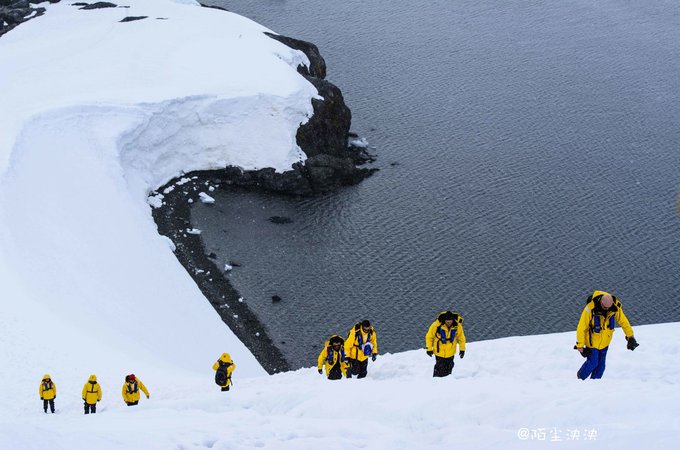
[1,324,678,449]
[0,0,319,390]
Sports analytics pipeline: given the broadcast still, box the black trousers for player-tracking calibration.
[126,401,139,406]
[348,358,368,379]
[327,363,343,380]
[433,356,454,377]
[43,399,55,413]
[84,402,97,414]
[221,386,230,391]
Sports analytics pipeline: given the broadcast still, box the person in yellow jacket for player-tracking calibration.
[213,353,236,391]
[39,374,56,414]
[318,335,349,380]
[575,290,638,380]
[425,310,466,377]
[122,374,149,406]
[82,374,102,414]
[344,320,378,379]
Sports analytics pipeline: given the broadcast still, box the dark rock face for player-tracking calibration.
[0,0,57,38]
[119,15,146,22]
[264,32,326,79]
[191,31,377,196]
[199,3,229,13]
[79,2,117,10]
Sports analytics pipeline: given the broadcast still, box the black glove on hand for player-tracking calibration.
[371,354,377,362]
[626,336,639,351]
[318,369,323,374]
[459,351,465,359]
[426,350,433,357]
[574,346,589,358]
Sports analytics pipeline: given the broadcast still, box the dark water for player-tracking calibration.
[195,0,680,368]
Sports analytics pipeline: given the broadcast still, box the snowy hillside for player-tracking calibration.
[1,1,678,449]
[0,0,318,386]
[1,324,679,449]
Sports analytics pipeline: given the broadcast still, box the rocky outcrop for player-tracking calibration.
[0,0,59,38]
[78,2,118,10]
[190,31,377,196]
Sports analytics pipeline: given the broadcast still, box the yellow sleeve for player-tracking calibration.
[139,381,150,397]
[97,384,102,401]
[616,307,634,338]
[344,329,355,355]
[576,307,592,348]
[318,348,327,370]
[425,322,437,351]
[212,361,219,371]
[227,363,236,377]
[54,383,57,397]
[39,383,44,398]
[82,384,87,400]
[457,324,466,351]
[122,383,127,400]
[371,330,378,355]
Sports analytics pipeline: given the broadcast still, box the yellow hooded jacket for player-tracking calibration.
[122,377,149,404]
[344,324,378,362]
[39,374,56,400]
[576,290,634,350]
[82,375,102,405]
[318,336,349,376]
[212,353,236,388]
[426,312,466,358]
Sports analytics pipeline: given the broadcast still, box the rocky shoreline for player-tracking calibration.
[149,31,376,372]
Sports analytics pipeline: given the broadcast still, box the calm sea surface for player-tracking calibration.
[196,0,680,368]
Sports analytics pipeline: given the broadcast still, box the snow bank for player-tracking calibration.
[1,323,678,449]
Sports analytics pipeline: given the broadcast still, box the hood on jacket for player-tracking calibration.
[88,374,97,383]
[42,374,51,381]
[437,310,461,324]
[219,353,233,363]
[328,335,345,346]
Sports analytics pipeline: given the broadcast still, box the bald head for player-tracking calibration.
[600,294,614,309]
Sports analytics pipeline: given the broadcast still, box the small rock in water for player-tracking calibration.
[224,264,233,272]
[228,260,242,267]
[268,216,292,224]
[272,295,282,303]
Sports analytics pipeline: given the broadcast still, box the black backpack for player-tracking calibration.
[215,362,229,386]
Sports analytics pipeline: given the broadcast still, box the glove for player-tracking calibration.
[371,354,377,362]
[40,397,43,400]
[426,350,433,357]
[146,395,150,399]
[318,369,323,374]
[459,351,465,359]
[626,336,639,351]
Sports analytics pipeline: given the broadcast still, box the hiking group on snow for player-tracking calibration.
[39,290,638,414]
